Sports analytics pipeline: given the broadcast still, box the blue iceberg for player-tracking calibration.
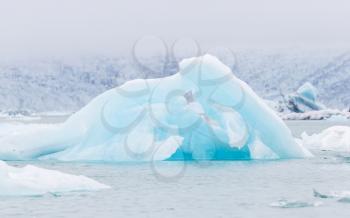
[286,82,326,113]
[0,55,311,161]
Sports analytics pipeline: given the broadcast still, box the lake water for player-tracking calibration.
[1,120,350,218]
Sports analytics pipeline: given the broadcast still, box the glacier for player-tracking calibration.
[0,55,311,161]
[0,160,109,196]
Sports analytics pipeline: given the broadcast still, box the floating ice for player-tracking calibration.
[0,161,110,196]
[281,109,350,120]
[301,126,350,152]
[314,189,350,203]
[285,82,326,113]
[270,199,322,208]
[0,55,311,161]
[313,189,350,199]
[270,82,349,120]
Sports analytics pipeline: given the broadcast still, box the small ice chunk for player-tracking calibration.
[0,161,110,196]
[313,189,350,199]
[270,199,322,208]
[301,126,350,152]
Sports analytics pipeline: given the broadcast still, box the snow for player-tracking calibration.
[0,160,110,196]
[0,55,311,161]
[301,126,350,152]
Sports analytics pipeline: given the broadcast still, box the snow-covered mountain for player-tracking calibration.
[233,49,349,109]
[0,49,349,114]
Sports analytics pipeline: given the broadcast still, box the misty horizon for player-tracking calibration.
[0,0,349,59]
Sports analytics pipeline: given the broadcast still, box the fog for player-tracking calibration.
[0,0,349,58]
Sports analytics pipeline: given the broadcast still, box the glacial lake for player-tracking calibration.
[0,119,350,218]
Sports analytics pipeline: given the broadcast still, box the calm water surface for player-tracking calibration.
[0,120,350,218]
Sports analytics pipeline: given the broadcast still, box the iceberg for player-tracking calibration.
[301,126,350,152]
[285,82,326,113]
[278,82,350,121]
[0,55,311,161]
[0,160,109,196]
[277,82,350,120]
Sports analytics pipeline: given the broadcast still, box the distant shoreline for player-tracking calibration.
[1,115,349,138]
[0,115,70,124]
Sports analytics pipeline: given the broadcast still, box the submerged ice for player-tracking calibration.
[0,55,311,161]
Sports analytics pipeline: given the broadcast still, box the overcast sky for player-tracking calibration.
[0,0,349,58]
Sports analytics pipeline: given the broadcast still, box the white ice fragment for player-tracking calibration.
[301,126,350,152]
[0,161,110,196]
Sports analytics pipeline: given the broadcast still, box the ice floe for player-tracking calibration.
[301,126,350,152]
[0,161,110,196]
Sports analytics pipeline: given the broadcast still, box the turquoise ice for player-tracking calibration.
[0,55,311,161]
[286,82,326,113]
